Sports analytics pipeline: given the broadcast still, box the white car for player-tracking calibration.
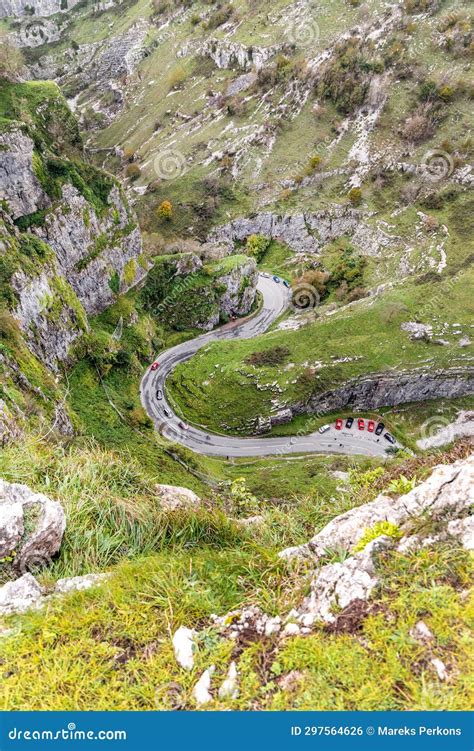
[261,272,270,278]
[318,424,331,434]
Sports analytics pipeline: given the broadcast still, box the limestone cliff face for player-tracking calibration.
[0,81,146,372]
[292,367,474,418]
[208,208,395,257]
[0,0,82,18]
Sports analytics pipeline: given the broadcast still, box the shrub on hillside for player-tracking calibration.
[157,200,173,221]
[245,234,270,262]
[245,346,291,367]
[0,33,24,80]
[402,112,435,143]
[126,163,141,180]
[348,187,363,206]
[206,3,233,29]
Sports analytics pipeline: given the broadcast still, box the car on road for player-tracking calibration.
[163,408,171,418]
[345,417,354,429]
[273,275,281,283]
[358,418,365,430]
[368,420,375,433]
[283,280,291,288]
[319,424,331,434]
[178,421,189,431]
[261,272,270,278]
[384,432,396,444]
[335,418,343,430]
[150,361,159,371]
[156,389,163,400]
[375,422,385,436]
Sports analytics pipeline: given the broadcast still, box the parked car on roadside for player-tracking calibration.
[345,417,354,429]
[375,422,385,436]
[150,361,159,371]
[358,418,365,430]
[384,432,396,444]
[336,418,343,430]
[318,424,331,434]
[368,420,375,433]
[273,275,281,283]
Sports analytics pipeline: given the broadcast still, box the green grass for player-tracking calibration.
[0,524,471,710]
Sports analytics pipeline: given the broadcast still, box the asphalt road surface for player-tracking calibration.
[140,275,393,458]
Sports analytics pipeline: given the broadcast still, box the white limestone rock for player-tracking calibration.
[155,485,202,512]
[280,456,473,561]
[172,626,196,670]
[0,479,66,571]
[0,573,43,616]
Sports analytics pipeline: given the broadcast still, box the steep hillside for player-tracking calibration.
[0,0,472,718]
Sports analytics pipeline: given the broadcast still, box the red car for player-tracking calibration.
[368,420,375,433]
[150,361,160,371]
[335,418,343,430]
[358,418,365,431]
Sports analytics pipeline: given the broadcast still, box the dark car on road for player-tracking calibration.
[163,408,171,418]
[375,422,385,436]
[384,432,396,444]
[273,275,281,283]
[156,389,163,400]
[345,417,354,429]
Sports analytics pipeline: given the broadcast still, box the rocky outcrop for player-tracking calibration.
[293,367,474,418]
[155,484,201,511]
[0,128,49,219]
[35,183,144,316]
[0,571,109,616]
[203,39,280,71]
[0,0,82,18]
[208,208,395,257]
[0,479,66,572]
[292,536,392,626]
[280,455,473,562]
[0,116,146,370]
[279,455,473,625]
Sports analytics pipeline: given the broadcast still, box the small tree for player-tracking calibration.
[348,187,363,206]
[157,200,173,221]
[245,234,270,262]
[125,163,141,181]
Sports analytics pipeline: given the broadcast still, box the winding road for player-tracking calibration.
[140,275,392,458]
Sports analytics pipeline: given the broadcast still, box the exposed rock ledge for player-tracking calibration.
[208,208,395,257]
[0,0,82,18]
[292,367,474,419]
[280,454,473,563]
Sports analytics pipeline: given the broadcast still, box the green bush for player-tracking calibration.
[245,234,270,262]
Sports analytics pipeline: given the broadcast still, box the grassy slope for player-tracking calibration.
[0,441,472,710]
